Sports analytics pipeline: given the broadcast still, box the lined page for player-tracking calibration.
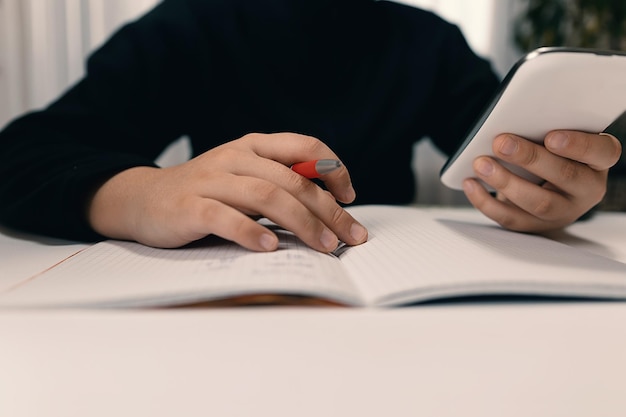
[0,232,361,308]
[342,206,626,306]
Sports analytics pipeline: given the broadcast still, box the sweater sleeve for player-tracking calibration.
[422,24,501,158]
[0,0,205,241]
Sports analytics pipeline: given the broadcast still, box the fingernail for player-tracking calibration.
[350,223,368,242]
[320,228,338,251]
[260,233,278,251]
[462,179,475,194]
[546,133,568,150]
[498,136,518,156]
[475,159,494,177]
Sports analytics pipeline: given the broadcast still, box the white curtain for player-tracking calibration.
[0,0,520,204]
[0,0,158,128]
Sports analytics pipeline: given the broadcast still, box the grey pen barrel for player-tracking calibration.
[314,159,342,175]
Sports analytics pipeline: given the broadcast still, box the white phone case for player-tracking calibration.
[440,47,626,190]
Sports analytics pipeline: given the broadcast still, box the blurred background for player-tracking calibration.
[0,0,624,204]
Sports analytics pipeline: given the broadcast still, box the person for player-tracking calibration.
[0,0,623,254]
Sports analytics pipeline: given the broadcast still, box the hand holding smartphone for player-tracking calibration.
[440,47,626,190]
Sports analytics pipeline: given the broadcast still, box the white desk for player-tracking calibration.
[1,208,626,417]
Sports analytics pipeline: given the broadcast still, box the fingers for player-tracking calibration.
[463,131,620,232]
[202,173,367,253]
[545,130,622,171]
[152,197,281,252]
[182,136,368,253]
[238,132,357,203]
[490,133,608,200]
[224,154,366,245]
[463,177,566,232]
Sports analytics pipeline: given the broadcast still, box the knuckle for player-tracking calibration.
[240,132,263,143]
[558,160,579,182]
[214,146,242,162]
[175,194,201,219]
[328,204,347,226]
[253,181,282,205]
[521,144,541,167]
[322,189,339,205]
[300,135,327,155]
[230,214,252,237]
[171,198,221,241]
[491,171,513,192]
[495,212,521,231]
[300,212,319,232]
[193,198,220,227]
[286,171,314,192]
[532,196,555,218]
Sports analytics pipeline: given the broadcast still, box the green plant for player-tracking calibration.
[514,0,626,51]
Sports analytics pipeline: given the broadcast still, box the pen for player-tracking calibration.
[291,159,342,179]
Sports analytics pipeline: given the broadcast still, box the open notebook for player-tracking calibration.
[2,205,626,308]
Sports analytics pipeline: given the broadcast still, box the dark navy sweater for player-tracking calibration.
[0,0,500,240]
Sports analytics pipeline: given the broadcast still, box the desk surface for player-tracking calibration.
[1,207,626,417]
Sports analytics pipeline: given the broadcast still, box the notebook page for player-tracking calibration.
[342,205,626,306]
[0,232,361,308]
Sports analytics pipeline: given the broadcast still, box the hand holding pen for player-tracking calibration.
[88,132,368,253]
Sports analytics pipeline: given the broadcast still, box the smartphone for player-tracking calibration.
[439,47,626,190]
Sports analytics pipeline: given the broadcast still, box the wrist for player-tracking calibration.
[87,166,160,241]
